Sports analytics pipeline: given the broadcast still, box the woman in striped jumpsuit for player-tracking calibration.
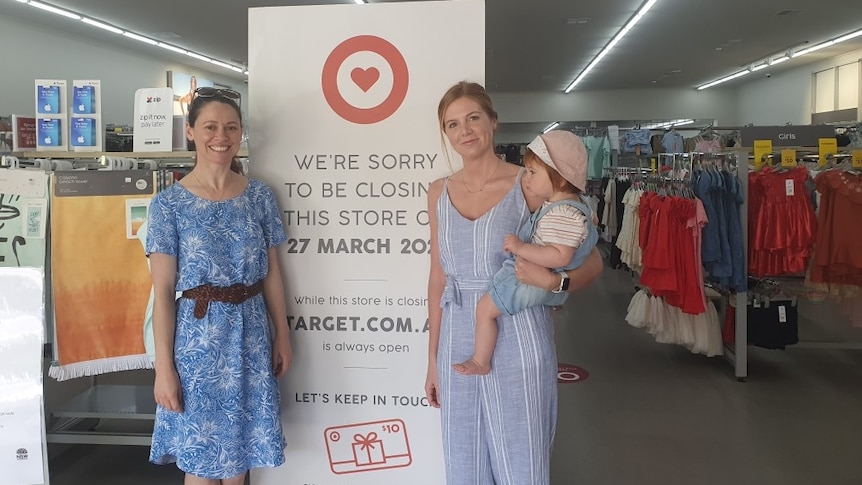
[425,82,603,485]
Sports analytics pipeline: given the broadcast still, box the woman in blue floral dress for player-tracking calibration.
[146,88,291,484]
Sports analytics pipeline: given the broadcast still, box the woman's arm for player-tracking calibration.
[263,246,292,377]
[151,253,182,412]
[425,179,445,409]
[514,246,603,292]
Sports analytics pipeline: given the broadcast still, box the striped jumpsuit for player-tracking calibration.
[436,172,558,485]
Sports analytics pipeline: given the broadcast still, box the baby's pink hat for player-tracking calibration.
[527,130,588,192]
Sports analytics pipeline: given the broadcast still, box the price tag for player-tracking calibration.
[650,157,657,174]
[785,179,795,196]
[819,138,837,166]
[778,305,787,323]
[754,139,772,169]
[853,150,862,169]
[781,149,796,167]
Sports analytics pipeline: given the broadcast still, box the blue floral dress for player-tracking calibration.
[146,178,287,479]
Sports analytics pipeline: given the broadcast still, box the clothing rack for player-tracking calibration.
[739,145,862,356]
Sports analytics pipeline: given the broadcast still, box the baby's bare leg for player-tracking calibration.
[453,293,500,376]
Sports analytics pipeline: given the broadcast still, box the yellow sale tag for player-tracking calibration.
[819,138,838,166]
[781,149,796,167]
[754,140,772,169]
[650,157,657,174]
[853,150,862,169]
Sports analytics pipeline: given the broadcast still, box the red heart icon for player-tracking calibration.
[351,67,380,92]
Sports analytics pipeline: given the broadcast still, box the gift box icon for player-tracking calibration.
[325,418,413,475]
[352,432,386,466]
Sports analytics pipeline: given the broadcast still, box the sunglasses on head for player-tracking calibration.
[193,87,241,105]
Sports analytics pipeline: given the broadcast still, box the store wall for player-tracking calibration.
[0,14,247,126]
[737,47,862,126]
[493,87,739,127]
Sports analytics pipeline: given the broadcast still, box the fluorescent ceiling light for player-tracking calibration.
[565,0,658,93]
[792,41,834,57]
[81,17,123,34]
[157,42,187,55]
[834,29,862,44]
[28,1,81,19]
[186,51,211,62]
[666,119,693,128]
[543,122,560,133]
[353,0,367,4]
[123,31,157,45]
[21,0,248,76]
[209,59,233,69]
[697,69,750,90]
[698,27,862,90]
[641,119,693,130]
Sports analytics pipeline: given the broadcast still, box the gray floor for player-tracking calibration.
[46,259,862,485]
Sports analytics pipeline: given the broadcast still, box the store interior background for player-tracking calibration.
[2,0,862,135]
[1,0,861,484]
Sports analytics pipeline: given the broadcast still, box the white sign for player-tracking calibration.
[248,1,484,484]
[133,88,173,152]
[70,79,103,152]
[35,79,67,152]
[0,268,47,485]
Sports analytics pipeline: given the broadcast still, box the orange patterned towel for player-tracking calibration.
[48,171,156,381]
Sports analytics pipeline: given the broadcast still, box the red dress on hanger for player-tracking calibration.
[809,170,862,286]
[748,166,817,276]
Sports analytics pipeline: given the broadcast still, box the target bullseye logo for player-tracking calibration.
[322,35,409,124]
[557,363,589,384]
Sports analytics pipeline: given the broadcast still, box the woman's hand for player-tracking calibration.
[424,365,441,408]
[154,366,183,413]
[502,234,524,256]
[514,256,557,291]
[273,334,293,378]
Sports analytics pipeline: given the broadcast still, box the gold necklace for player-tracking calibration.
[461,160,502,194]
[191,170,230,201]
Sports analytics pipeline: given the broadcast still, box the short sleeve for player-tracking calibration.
[258,182,287,248]
[534,204,588,248]
[146,192,178,257]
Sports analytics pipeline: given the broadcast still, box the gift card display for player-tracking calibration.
[70,117,96,147]
[324,418,412,475]
[72,85,95,114]
[37,85,60,114]
[37,119,61,147]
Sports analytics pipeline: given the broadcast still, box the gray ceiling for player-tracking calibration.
[2,0,862,130]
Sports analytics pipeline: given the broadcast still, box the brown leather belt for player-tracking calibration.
[181,280,264,319]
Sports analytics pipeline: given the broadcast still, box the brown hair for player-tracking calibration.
[436,81,498,172]
[188,94,244,174]
[523,150,580,195]
[437,81,498,131]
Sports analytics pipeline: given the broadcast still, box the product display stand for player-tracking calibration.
[722,148,749,381]
[5,150,212,446]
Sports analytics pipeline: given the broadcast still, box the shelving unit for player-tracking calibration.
[5,150,205,446]
[47,384,156,446]
[10,148,248,159]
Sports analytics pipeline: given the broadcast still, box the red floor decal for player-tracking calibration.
[557,363,589,383]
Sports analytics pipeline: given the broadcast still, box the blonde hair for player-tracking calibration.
[436,81,498,172]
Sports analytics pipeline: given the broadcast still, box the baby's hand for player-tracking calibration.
[503,234,523,255]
